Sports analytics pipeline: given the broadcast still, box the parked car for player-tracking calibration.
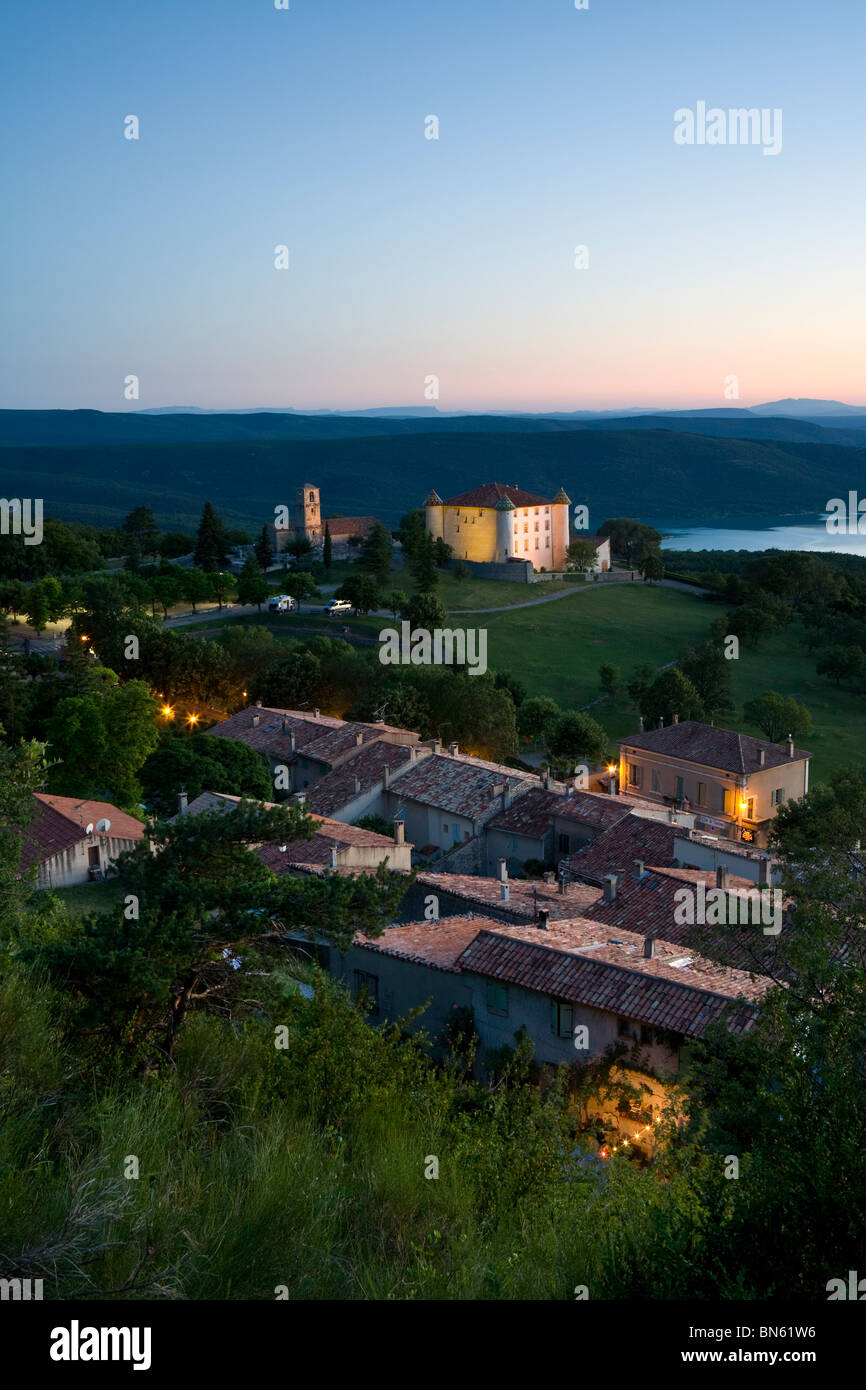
[268,594,298,613]
[325,598,354,616]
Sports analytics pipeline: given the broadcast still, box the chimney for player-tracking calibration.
[353,775,361,794]
[297,792,306,807]
[449,742,459,757]
[290,730,296,753]
[503,784,512,810]
[314,708,320,719]
[672,713,679,725]
[759,749,765,767]
[256,699,262,708]
[355,731,364,745]
[177,791,188,816]
[252,713,260,727]
[643,936,655,959]
[638,715,644,731]
[393,818,405,845]
[409,745,417,762]
[558,872,567,895]
[282,717,289,734]
[603,873,617,902]
[383,766,391,790]
[500,882,510,902]
[787,734,794,759]
[497,858,508,882]
[329,847,338,869]
[658,717,664,730]
[633,858,645,880]
[538,908,550,930]
[434,738,442,754]
[716,865,730,889]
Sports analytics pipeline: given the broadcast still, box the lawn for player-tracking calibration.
[36,879,126,918]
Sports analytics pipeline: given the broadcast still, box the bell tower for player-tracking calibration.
[295,483,322,542]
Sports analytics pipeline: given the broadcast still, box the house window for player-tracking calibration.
[724,788,734,815]
[675,776,684,801]
[534,521,539,531]
[558,832,570,853]
[442,822,449,833]
[640,1024,654,1044]
[771,788,786,806]
[554,1002,574,1038]
[697,782,707,806]
[618,1016,637,1040]
[628,763,642,788]
[354,970,379,1015]
[746,797,755,821]
[651,770,661,794]
[486,982,508,1017]
[545,519,550,530]
[535,537,539,549]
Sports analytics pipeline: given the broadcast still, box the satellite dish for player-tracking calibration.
[85,823,94,835]
[96,818,111,834]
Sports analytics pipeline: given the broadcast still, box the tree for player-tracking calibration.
[678,641,733,716]
[285,537,314,569]
[641,553,664,583]
[236,555,269,613]
[743,691,814,743]
[398,508,427,560]
[816,644,864,687]
[254,525,275,572]
[249,648,323,711]
[179,568,212,614]
[140,731,272,815]
[403,592,447,629]
[208,571,236,610]
[639,667,704,728]
[158,532,196,560]
[626,663,656,710]
[770,765,866,858]
[0,734,48,931]
[359,522,392,586]
[387,589,408,620]
[545,710,608,775]
[337,574,382,615]
[215,626,278,704]
[566,539,598,574]
[727,604,778,650]
[322,522,332,571]
[598,519,661,565]
[46,680,160,806]
[149,572,184,619]
[598,663,620,698]
[517,695,560,744]
[433,536,452,567]
[411,534,439,594]
[19,802,407,1063]
[194,502,230,572]
[122,507,160,562]
[281,571,318,601]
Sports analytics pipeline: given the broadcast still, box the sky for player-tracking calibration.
[1,0,864,413]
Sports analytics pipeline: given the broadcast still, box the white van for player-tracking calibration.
[268,594,297,613]
[325,598,353,616]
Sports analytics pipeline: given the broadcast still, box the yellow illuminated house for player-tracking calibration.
[424,481,606,573]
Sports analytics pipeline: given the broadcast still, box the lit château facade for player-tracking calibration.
[424,482,573,571]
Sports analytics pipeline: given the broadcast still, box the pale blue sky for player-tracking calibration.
[1,0,863,411]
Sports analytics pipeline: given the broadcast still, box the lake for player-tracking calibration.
[647,515,866,556]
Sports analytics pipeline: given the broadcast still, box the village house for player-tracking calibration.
[483,784,630,875]
[326,912,770,1142]
[20,793,145,889]
[208,704,420,795]
[424,481,610,574]
[617,719,812,846]
[400,862,602,925]
[179,791,413,874]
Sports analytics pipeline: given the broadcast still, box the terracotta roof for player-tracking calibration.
[21,794,144,868]
[416,870,601,921]
[355,916,485,971]
[619,721,811,774]
[208,706,417,767]
[388,753,535,819]
[456,926,768,1039]
[440,482,556,509]
[323,516,379,538]
[300,742,427,817]
[485,786,627,838]
[548,790,633,832]
[563,814,678,884]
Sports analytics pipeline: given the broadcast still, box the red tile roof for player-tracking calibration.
[619,720,811,774]
[485,786,627,838]
[389,753,535,819]
[355,916,485,971]
[323,516,380,538]
[300,742,427,816]
[21,794,144,868]
[441,482,555,509]
[416,870,601,920]
[563,814,678,884]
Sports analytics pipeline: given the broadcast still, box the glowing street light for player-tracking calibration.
[162,705,175,719]
[186,713,199,727]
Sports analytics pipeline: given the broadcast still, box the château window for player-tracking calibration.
[535,537,539,548]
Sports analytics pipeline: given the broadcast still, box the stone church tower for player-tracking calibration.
[294,484,322,542]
